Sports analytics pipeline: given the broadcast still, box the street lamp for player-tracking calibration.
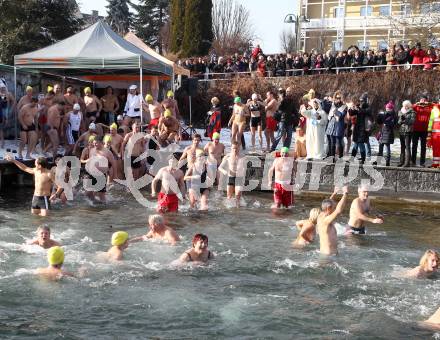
[284,14,310,52]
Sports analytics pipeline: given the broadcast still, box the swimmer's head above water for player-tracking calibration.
[192,234,208,252]
[37,225,51,242]
[148,214,164,232]
[420,250,439,273]
[321,199,336,214]
[111,231,129,249]
[309,208,321,224]
[47,246,64,267]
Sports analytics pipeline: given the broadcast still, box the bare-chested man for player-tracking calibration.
[317,186,349,256]
[121,122,146,180]
[161,90,181,119]
[151,154,186,213]
[130,214,180,245]
[219,141,246,208]
[116,115,130,136]
[158,109,180,145]
[73,123,99,156]
[83,87,102,126]
[101,86,119,125]
[27,225,60,249]
[179,133,203,169]
[52,83,65,104]
[5,155,54,216]
[346,185,383,235]
[18,98,39,159]
[63,85,80,114]
[203,132,225,184]
[264,91,279,152]
[17,86,34,111]
[45,100,65,157]
[146,94,163,128]
[107,123,124,179]
[267,147,295,209]
[35,246,74,281]
[84,135,116,202]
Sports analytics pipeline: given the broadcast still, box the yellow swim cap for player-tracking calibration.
[47,85,53,93]
[110,123,118,130]
[145,94,153,102]
[212,132,220,140]
[26,85,33,92]
[88,135,96,143]
[167,90,174,98]
[47,246,64,266]
[111,231,128,246]
[84,87,91,94]
[164,109,172,118]
[104,134,112,143]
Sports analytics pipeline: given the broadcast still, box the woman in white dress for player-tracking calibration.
[301,98,328,159]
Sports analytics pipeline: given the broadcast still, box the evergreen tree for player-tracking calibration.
[133,0,169,54]
[169,0,185,54]
[106,0,132,36]
[181,0,213,57]
[0,0,83,65]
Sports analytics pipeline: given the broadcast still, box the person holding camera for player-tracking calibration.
[398,100,416,167]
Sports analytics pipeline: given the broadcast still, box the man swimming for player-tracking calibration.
[107,231,129,261]
[27,225,60,249]
[130,214,180,245]
[346,185,383,235]
[317,186,349,256]
[5,155,54,216]
[293,208,321,248]
[35,246,74,280]
[267,147,295,209]
[152,154,186,213]
[404,249,439,279]
[178,233,214,264]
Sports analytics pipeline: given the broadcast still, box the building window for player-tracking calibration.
[421,3,440,14]
[379,5,391,16]
[360,6,373,17]
[378,40,389,51]
[357,40,370,50]
[400,4,411,16]
[333,7,344,18]
[332,41,343,51]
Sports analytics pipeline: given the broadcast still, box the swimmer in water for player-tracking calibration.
[27,225,60,249]
[424,307,440,327]
[178,233,214,264]
[293,208,321,248]
[130,214,180,245]
[403,249,439,279]
[107,231,129,261]
[35,246,74,280]
[346,184,383,235]
[317,186,349,256]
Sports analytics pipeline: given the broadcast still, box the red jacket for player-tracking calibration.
[423,55,437,70]
[410,48,426,65]
[413,103,432,132]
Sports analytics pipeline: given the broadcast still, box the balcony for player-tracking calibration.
[302,17,392,30]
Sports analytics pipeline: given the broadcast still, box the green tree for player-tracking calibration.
[169,0,186,54]
[181,0,213,56]
[0,0,83,65]
[106,0,133,36]
[133,0,170,54]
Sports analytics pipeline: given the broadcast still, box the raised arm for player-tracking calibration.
[5,156,34,174]
[324,188,349,225]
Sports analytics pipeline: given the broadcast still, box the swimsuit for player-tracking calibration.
[157,192,178,213]
[185,251,213,261]
[250,116,261,127]
[31,195,50,210]
[131,156,142,169]
[266,116,277,131]
[66,113,81,145]
[347,225,366,235]
[86,111,98,118]
[274,182,294,208]
[149,117,160,128]
[228,176,244,187]
[20,123,36,132]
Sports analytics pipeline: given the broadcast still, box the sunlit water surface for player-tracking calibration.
[1,187,440,339]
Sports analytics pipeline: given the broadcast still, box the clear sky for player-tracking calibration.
[78,0,299,54]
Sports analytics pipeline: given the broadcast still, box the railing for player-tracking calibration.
[195,62,440,82]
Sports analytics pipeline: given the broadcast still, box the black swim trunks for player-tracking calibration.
[31,195,50,210]
[227,176,244,187]
[131,156,142,169]
[349,225,366,235]
[83,171,107,193]
[250,116,261,128]
[20,123,36,132]
[86,111,98,118]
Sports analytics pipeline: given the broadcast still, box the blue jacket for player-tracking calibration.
[326,104,347,137]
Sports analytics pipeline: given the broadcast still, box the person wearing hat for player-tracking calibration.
[106,122,124,178]
[107,231,129,261]
[18,96,39,159]
[412,94,432,167]
[161,90,180,120]
[0,81,15,148]
[116,114,130,135]
[123,85,143,124]
[101,86,120,125]
[158,109,180,145]
[267,147,295,209]
[83,86,102,127]
[206,97,222,140]
[17,85,34,111]
[228,96,249,149]
[35,246,74,280]
[73,120,98,156]
[64,103,83,155]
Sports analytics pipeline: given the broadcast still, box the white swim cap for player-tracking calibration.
[73,103,80,110]
[129,85,137,90]
[251,93,258,101]
[117,115,123,121]
[89,123,96,130]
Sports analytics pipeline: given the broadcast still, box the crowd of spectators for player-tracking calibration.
[178,43,440,78]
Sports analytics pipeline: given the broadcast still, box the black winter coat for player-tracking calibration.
[377,110,396,144]
[349,104,371,143]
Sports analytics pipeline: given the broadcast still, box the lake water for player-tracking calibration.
[1,187,440,339]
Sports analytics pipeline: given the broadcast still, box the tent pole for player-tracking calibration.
[13,67,17,141]
[140,67,143,125]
